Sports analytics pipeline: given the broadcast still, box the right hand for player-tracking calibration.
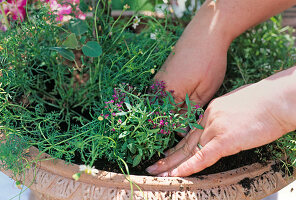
[147,77,295,177]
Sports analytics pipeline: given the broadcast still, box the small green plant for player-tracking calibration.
[222,16,296,94]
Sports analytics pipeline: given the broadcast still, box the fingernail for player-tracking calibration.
[146,165,157,174]
[158,172,169,177]
[170,168,177,176]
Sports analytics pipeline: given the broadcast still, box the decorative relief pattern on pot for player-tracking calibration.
[241,170,278,198]
[12,165,290,200]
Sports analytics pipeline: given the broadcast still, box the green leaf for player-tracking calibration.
[147,128,160,134]
[174,128,187,134]
[116,111,128,116]
[79,0,88,12]
[190,123,204,130]
[49,47,75,61]
[185,94,191,114]
[127,143,136,154]
[133,154,142,167]
[82,41,102,57]
[167,92,176,105]
[69,19,88,36]
[62,33,78,49]
[118,131,129,139]
[124,102,132,111]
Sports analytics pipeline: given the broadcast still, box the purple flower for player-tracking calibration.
[194,104,200,109]
[116,103,122,108]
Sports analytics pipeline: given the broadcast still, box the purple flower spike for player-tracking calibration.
[194,104,200,109]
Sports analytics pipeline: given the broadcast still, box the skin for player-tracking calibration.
[147,0,296,177]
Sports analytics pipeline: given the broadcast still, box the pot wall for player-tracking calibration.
[1,147,295,200]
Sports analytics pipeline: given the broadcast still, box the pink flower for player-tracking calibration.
[41,0,86,22]
[2,0,27,22]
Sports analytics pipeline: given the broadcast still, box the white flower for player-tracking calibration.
[132,16,140,29]
[150,68,155,74]
[150,33,157,40]
[79,165,99,177]
[163,0,168,3]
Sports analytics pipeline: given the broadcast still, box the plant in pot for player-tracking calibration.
[0,0,296,199]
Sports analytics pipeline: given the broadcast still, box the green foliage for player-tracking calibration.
[220,16,296,94]
[0,134,30,175]
[82,41,102,57]
[276,132,296,167]
[0,5,190,173]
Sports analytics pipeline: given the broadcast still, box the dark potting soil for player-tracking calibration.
[237,161,294,196]
[78,140,276,177]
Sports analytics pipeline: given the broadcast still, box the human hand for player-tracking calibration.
[154,2,232,107]
[146,78,295,177]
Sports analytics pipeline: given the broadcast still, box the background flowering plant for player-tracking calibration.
[0,0,86,31]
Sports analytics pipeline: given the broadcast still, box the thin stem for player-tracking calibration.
[94,0,102,42]
[0,3,10,29]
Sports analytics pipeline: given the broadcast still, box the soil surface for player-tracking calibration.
[75,135,276,177]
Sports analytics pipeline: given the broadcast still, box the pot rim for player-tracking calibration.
[24,146,295,191]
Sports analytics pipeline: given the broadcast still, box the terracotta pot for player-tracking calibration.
[1,146,295,200]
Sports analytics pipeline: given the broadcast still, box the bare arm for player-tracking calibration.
[155,0,296,106]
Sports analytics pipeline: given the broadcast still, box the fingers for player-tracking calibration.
[146,128,203,175]
[158,138,223,177]
[165,128,202,156]
[175,126,190,137]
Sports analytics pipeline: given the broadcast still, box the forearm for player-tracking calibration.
[260,66,296,134]
[187,0,296,44]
